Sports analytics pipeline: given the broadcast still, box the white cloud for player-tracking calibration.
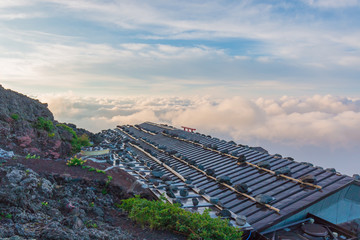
[304,0,360,8]
[33,0,360,68]
[38,94,360,149]
[35,93,360,174]
[2,0,358,68]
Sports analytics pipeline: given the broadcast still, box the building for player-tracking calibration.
[114,122,360,239]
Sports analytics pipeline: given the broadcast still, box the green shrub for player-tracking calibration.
[79,134,91,147]
[57,124,91,153]
[85,221,98,228]
[48,132,55,137]
[10,114,19,121]
[26,153,40,159]
[120,196,243,240]
[96,169,106,174]
[66,156,86,166]
[0,213,12,220]
[35,117,54,132]
[106,175,113,186]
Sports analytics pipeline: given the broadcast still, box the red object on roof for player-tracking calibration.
[181,126,196,132]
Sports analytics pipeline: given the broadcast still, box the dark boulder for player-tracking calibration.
[274,166,291,176]
[238,155,247,163]
[217,175,232,185]
[256,161,271,170]
[255,194,275,204]
[180,189,189,197]
[206,168,216,177]
[192,198,199,206]
[234,183,249,193]
[299,174,317,184]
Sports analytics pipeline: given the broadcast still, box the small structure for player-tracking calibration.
[181,126,196,132]
[80,148,110,156]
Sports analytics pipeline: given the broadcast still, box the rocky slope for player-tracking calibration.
[0,151,185,240]
[0,85,102,159]
[0,164,132,239]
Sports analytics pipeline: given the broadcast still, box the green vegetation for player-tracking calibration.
[41,201,48,207]
[88,167,96,172]
[120,196,243,240]
[89,202,95,207]
[85,221,98,228]
[0,213,13,220]
[57,124,91,153]
[66,156,86,166]
[35,117,54,132]
[106,175,113,186]
[10,113,19,121]
[25,153,40,159]
[96,169,106,174]
[48,132,55,137]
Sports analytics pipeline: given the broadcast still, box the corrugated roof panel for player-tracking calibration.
[120,122,355,231]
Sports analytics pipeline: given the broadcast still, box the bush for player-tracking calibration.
[120,196,242,240]
[66,156,86,166]
[106,175,113,186]
[79,134,91,147]
[10,114,19,121]
[96,169,106,174]
[57,124,91,153]
[35,117,54,132]
[26,154,40,159]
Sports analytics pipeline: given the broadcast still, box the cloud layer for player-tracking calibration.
[39,94,360,149]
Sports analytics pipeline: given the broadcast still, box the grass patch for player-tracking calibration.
[120,196,243,240]
[10,113,19,121]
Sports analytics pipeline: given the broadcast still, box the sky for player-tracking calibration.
[1,0,360,175]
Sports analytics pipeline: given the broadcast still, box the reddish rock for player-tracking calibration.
[52,140,62,150]
[48,150,60,159]
[24,147,41,154]
[17,135,32,147]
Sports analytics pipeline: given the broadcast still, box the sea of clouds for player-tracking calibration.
[39,94,360,175]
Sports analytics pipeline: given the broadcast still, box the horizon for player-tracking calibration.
[1,1,360,175]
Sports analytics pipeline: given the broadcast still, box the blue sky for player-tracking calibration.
[1,0,360,97]
[1,0,360,174]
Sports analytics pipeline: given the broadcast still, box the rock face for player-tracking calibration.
[0,164,133,240]
[0,85,97,158]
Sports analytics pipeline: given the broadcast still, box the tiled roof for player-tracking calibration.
[118,122,355,231]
